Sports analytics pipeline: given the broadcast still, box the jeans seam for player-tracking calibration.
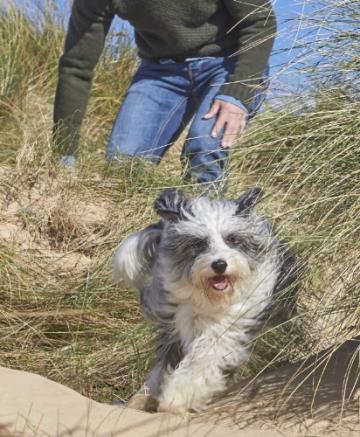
[150,96,189,154]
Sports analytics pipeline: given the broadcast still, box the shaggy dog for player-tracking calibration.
[114,188,299,415]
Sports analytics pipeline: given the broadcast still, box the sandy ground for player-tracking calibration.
[0,368,279,437]
[0,337,358,437]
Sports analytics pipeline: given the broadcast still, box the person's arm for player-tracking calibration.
[220,0,277,108]
[53,0,114,156]
[204,0,276,148]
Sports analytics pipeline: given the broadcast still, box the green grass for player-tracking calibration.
[0,0,358,405]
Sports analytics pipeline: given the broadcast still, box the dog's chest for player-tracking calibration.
[173,304,220,352]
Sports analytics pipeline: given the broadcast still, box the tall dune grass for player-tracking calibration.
[0,0,358,405]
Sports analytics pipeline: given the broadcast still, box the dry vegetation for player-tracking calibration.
[0,0,359,408]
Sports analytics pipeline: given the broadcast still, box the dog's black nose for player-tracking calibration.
[211,259,227,274]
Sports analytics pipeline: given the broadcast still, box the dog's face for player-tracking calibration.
[154,188,273,303]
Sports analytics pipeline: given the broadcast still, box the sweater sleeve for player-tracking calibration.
[220,0,277,110]
[53,0,114,155]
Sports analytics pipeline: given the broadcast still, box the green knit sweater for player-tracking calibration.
[53,0,276,154]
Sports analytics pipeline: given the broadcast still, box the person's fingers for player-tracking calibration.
[211,112,227,138]
[237,118,247,137]
[239,119,247,136]
[206,100,248,145]
[221,121,239,148]
[203,100,221,119]
[221,119,247,148]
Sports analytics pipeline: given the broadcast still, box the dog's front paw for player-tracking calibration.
[127,394,158,412]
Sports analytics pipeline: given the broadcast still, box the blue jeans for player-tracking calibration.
[106,56,267,184]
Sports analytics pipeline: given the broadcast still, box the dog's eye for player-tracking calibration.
[189,238,208,251]
[224,233,262,257]
[184,237,208,257]
[225,234,241,246]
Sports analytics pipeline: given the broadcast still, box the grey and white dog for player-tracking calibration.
[114,188,299,415]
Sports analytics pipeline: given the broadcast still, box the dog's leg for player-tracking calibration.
[128,337,182,412]
[127,363,162,412]
[157,334,248,415]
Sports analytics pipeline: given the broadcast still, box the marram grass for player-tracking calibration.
[0,0,358,404]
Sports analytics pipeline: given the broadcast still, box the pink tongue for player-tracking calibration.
[210,275,229,291]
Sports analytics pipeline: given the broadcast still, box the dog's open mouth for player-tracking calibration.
[209,275,230,292]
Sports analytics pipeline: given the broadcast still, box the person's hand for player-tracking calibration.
[203,99,248,149]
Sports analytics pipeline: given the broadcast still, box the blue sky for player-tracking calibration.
[269,1,316,98]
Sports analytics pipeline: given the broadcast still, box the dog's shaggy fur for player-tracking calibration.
[114,188,299,415]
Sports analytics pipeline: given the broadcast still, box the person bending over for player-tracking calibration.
[53,0,276,191]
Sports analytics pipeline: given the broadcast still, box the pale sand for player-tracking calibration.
[0,367,280,437]
[0,337,358,437]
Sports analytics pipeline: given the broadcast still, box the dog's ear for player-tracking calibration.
[154,188,188,222]
[235,187,263,215]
